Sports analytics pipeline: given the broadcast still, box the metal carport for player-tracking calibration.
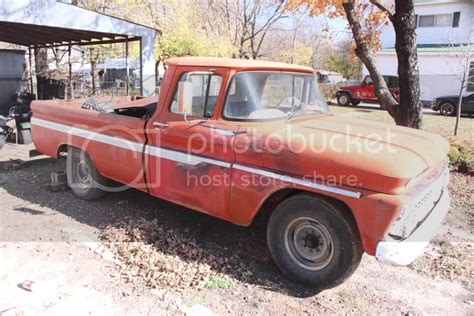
[0,0,158,96]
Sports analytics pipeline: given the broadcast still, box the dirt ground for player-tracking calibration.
[1,107,473,315]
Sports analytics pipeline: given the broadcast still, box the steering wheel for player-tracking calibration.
[276,96,301,110]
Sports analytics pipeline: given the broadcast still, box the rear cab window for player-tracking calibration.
[170,72,223,117]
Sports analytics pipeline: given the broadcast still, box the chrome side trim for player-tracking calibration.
[31,117,230,168]
[32,117,361,199]
[145,146,231,168]
[233,164,362,199]
[31,117,143,152]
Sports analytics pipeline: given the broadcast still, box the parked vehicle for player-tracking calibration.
[31,57,450,289]
[431,93,474,116]
[336,75,400,107]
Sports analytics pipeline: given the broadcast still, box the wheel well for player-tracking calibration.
[57,144,69,157]
[440,100,454,106]
[338,91,352,98]
[254,188,357,229]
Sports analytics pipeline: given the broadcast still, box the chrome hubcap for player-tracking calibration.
[74,159,91,189]
[441,104,453,116]
[284,217,334,271]
[339,95,348,104]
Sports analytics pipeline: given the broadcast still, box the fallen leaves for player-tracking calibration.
[410,241,474,290]
[101,217,250,291]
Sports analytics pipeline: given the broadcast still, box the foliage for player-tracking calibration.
[319,83,340,100]
[286,0,390,51]
[276,41,314,66]
[287,0,424,129]
[449,143,474,173]
[206,276,236,289]
[324,39,362,79]
[157,20,205,61]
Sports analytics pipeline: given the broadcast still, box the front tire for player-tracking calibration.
[267,193,363,289]
[67,147,108,200]
[337,93,351,107]
[439,102,456,116]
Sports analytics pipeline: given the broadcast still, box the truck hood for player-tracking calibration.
[339,85,358,91]
[257,115,449,194]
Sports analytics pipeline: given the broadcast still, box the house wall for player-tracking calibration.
[363,52,467,102]
[380,0,474,48]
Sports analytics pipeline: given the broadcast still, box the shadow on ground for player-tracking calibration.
[1,157,321,298]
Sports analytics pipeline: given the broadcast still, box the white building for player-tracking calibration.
[366,0,474,104]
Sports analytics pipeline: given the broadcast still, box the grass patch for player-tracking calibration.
[206,276,236,289]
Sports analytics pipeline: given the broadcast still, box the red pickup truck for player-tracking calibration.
[337,75,400,107]
[31,57,450,289]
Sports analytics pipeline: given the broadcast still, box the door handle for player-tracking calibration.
[153,121,170,129]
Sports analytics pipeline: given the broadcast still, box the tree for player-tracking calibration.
[449,37,474,136]
[287,0,424,129]
[204,0,287,59]
[325,39,362,79]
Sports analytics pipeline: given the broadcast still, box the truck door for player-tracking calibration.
[146,68,238,219]
[362,76,376,100]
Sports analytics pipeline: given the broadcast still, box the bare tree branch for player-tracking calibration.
[370,0,394,20]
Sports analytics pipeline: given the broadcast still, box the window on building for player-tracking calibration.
[419,15,435,27]
[418,13,457,27]
[467,62,474,92]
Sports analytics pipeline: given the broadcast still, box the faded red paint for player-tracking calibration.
[31,57,449,256]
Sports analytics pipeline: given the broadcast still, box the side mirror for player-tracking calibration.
[177,81,193,115]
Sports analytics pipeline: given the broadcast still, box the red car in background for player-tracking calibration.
[336,75,400,107]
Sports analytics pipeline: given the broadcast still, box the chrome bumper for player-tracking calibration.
[375,188,451,266]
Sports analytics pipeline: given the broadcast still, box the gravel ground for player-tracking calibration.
[1,141,473,315]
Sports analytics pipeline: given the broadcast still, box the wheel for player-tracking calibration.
[267,193,363,289]
[67,147,108,200]
[351,100,361,106]
[337,93,351,107]
[439,102,456,116]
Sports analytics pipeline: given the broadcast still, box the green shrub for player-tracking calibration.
[448,144,474,173]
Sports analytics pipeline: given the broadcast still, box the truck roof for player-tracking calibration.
[165,57,316,73]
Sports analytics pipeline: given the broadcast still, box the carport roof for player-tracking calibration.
[0,0,159,48]
[0,21,141,47]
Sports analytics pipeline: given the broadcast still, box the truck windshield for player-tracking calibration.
[224,72,329,120]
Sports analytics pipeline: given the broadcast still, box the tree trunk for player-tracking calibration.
[343,0,424,129]
[392,0,423,129]
[35,48,48,100]
[454,77,465,136]
[342,2,400,122]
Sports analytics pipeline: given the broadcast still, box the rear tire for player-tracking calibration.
[337,93,351,107]
[267,193,363,289]
[67,147,108,200]
[439,102,456,116]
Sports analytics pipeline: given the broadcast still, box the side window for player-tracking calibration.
[170,72,223,117]
[384,76,399,89]
[365,76,373,85]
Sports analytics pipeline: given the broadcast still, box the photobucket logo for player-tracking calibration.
[187,125,398,155]
[65,123,152,193]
